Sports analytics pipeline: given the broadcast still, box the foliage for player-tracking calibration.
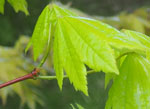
[0,0,28,15]
[97,8,150,35]
[26,3,150,108]
[0,36,44,109]
[1,1,150,108]
[106,54,150,109]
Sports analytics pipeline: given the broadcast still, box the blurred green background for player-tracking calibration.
[0,0,150,109]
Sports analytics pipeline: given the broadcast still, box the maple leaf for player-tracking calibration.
[26,4,148,94]
[106,54,150,109]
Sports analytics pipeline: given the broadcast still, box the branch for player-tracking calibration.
[0,68,40,89]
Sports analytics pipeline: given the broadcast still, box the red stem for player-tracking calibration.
[0,68,40,89]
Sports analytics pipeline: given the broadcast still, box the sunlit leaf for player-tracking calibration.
[61,17,119,74]
[122,29,150,60]
[106,54,150,109]
[26,4,150,95]
[122,29,150,48]
[27,5,51,61]
[54,20,88,95]
[82,18,146,54]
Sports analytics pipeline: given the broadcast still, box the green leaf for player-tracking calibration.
[0,0,5,14]
[70,103,84,109]
[28,5,51,61]
[27,4,76,62]
[106,54,150,109]
[122,29,150,48]
[27,4,83,92]
[53,22,64,90]
[61,17,119,74]
[146,49,150,61]
[53,4,77,17]
[27,4,150,95]
[82,18,146,54]
[54,20,88,95]
[122,29,150,60]
[105,73,115,89]
[7,0,29,15]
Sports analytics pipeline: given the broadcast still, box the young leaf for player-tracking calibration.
[27,4,150,95]
[27,4,77,61]
[122,29,150,60]
[54,20,88,95]
[53,4,77,17]
[82,18,146,54]
[0,0,5,14]
[7,0,29,15]
[122,29,150,48]
[60,17,119,74]
[106,54,150,109]
[27,5,51,61]
[53,22,64,90]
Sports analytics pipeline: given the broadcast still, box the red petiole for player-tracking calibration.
[0,68,40,89]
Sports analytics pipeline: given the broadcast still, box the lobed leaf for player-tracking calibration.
[27,5,52,61]
[7,0,29,15]
[106,54,150,109]
[122,29,150,60]
[54,20,88,95]
[82,18,146,55]
[60,17,119,74]
[53,22,64,90]
[122,29,150,48]
[27,4,150,95]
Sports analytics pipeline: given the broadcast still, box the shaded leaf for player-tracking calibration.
[7,0,29,15]
[0,36,43,109]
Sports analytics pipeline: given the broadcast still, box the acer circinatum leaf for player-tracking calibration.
[59,17,119,74]
[26,4,150,95]
[122,29,150,60]
[54,20,88,95]
[27,4,76,61]
[53,22,64,90]
[106,54,150,109]
[0,0,5,14]
[7,0,29,15]
[83,19,145,49]
[122,29,150,48]
[26,5,51,61]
